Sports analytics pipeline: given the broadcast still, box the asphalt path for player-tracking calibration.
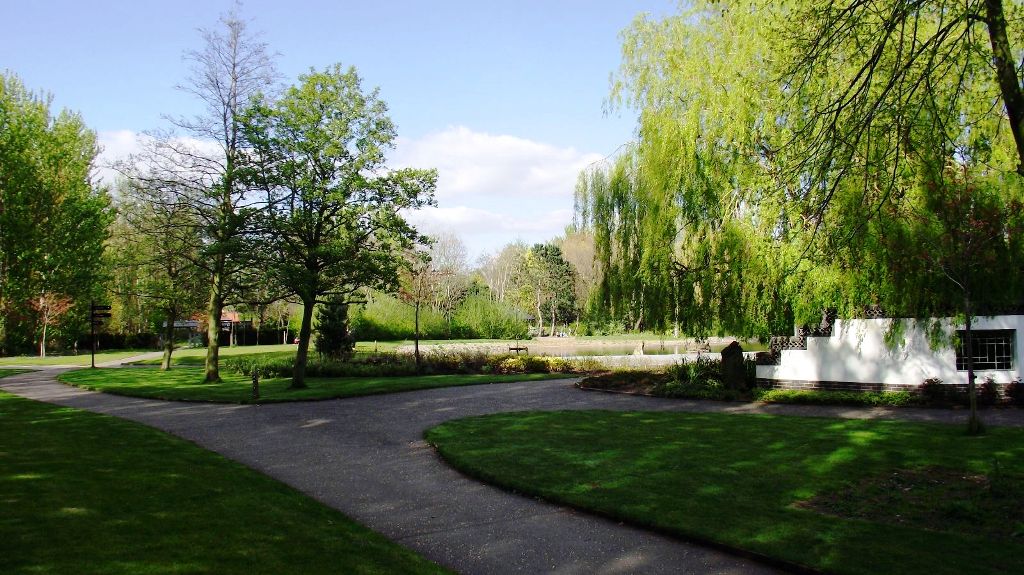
[3,369,1021,574]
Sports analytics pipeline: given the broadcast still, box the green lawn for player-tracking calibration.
[0,368,31,378]
[125,340,498,366]
[0,388,447,574]
[426,410,1024,575]
[0,350,153,366]
[59,367,570,403]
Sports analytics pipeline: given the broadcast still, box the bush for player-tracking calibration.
[753,389,920,407]
[918,377,949,406]
[315,301,355,361]
[978,377,1000,407]
[1005,379,1024,406]
[225,349,592,379]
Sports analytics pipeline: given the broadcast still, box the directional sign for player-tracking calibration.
[91,304,112,311]
[91,312,112,318]
[91,320,106,326]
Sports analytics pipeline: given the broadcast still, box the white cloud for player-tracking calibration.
[94,129,142,186]
[393,125,602,201]
[394,126,601,256]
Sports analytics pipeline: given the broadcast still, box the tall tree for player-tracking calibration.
[125,8,276,381]
[477,241,526,303]
[425,231,469,336]
[240,64,437,388]
[0,73,111,355]
[520,244,576,336]
[115,179,206,371]
[580,0,1024,432]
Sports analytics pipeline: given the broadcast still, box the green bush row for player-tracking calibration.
[224,349,598,379]
[752,388,921,407]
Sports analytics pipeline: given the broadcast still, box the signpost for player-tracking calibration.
[90,302,111,368]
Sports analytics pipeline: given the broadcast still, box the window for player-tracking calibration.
[955,329,1015,371]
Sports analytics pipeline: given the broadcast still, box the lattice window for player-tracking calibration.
[955,330,1015,371]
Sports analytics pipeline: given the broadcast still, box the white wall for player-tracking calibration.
[756,316,1024,387]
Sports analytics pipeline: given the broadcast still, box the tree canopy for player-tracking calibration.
[0,73,111,355]
[240,64,437,388]
[576,0,1024,339]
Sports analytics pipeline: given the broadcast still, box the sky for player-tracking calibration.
[1,0,677,260]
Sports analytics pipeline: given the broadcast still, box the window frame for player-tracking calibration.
[955,329,1016,371]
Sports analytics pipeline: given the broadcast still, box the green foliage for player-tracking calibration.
[752,389,921,408]
[520,243,577,335]
[0,73,112,354]
[351,292,447,340]
[239,64,437,387]
[578,1,1024,340]
[314,300,355,361]
[351,292,528,341]
[224,349,590,380]
[451,294,530,339]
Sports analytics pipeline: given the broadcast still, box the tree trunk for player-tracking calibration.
[984,0,1024,175]
[39,320,47,358]
[535,292,543,336]
[549,301,556,337]
[291,300,315,389]
[161,308,176,371]
[963,300,984,434]
[204,273,224,382]
[414,300,421,375]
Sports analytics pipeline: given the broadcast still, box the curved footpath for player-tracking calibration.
[3,371,1022,574]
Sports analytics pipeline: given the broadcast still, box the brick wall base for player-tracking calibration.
[756,378,972,395]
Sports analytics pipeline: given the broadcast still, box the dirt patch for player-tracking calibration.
[795,466,1024,540]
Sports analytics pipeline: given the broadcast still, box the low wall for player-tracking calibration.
[569,352,758,370]
[756,316,1024,389]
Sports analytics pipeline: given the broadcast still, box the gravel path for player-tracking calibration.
[3,370,1021,574]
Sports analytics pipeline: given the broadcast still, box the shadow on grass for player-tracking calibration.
[426,410,1024,575]
[0,391,448,575]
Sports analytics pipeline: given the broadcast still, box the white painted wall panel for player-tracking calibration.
[756,316,1024,386]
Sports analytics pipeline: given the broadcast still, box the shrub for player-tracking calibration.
[918,377,948,406]
[315,301,355,361]
[753,389,920,408]
[1005,379,1024,406]
[978,377,1000,407]
[225,349,591,379]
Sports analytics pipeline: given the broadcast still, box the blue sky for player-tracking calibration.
[1,0,676,258]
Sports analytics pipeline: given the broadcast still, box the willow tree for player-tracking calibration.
[581,0,1024,330]
[581,0,1024,433]
[240,65,437,389]
[578,2,794,337]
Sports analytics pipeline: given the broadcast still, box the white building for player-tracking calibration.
[755,315,1023,392]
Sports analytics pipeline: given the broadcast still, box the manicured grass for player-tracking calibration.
[126,341,490,366]
[0,369,31,379]
[0,350,153,366]
[0,390,448,575]
[59,367,569,403]
[426,410,1024,575]
[129,344,300,366]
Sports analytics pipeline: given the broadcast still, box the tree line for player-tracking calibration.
[1,11,438,389]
